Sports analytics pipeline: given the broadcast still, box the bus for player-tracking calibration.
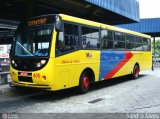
[10,14,152,93]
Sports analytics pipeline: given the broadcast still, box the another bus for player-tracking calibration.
[10,14,152,93]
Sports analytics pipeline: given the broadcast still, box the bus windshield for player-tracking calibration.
[14,25,53,57]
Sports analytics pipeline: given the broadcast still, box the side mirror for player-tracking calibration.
[55,15,63,31]
[55,21,63,31]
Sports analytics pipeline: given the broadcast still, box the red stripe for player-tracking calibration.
[104,51,133,79]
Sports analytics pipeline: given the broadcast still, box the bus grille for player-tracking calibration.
[18,76,33,83]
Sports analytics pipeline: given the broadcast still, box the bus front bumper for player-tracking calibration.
[11,81,51,89]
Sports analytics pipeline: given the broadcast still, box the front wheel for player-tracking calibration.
[78,72,90,94]
[132,65,139,79]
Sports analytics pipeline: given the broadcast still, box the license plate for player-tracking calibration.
[20,72,28,76]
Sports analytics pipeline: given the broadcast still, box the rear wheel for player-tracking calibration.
[78,72,90,93]
[132,65,139,79]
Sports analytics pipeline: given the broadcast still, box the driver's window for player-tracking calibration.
[56,23,79,56]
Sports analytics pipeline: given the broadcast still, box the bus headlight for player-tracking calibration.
[41,60,46,65]
[11,59,17,67]
[36,63,41,68]
[36,60,46,68]
[11,60,15,64]
[15,63,17,67]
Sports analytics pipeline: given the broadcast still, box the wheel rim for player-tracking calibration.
[82,76,89,89]
[134,66,139,78]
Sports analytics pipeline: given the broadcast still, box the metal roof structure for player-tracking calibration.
[85,0,139,24]
[117,18,160,37]
[0,0,140,44]
[0,19,19,44]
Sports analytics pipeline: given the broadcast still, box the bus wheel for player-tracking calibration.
[133,65,139,79]
[78,72,90,94]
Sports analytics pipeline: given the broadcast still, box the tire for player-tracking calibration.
[132,65,139,79]
[78,72,90,94]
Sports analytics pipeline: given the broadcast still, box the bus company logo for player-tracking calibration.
[86,52,92,58]
[1,113,8,119]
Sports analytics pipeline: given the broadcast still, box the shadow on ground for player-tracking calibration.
[24,74,146,101]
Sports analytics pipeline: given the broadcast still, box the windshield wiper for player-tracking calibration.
[16,42,33,56]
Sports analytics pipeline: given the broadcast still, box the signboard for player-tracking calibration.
[0,53,9,58]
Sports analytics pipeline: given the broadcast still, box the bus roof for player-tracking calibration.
[59,14,151,39]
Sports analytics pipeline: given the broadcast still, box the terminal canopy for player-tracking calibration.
[0,0,139,44]
[117,18,160,37]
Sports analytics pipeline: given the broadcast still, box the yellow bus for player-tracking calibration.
[10,14,152,93]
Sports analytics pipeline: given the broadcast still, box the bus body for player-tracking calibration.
[10,14,152,93]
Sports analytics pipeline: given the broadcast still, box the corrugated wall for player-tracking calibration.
[85,0,139,22]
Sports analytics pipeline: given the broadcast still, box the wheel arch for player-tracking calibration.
[131,62,140,79]
[134,62,140,72]
[80,67,95,84]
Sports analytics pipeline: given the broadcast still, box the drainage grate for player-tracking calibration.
[88,98,105,104]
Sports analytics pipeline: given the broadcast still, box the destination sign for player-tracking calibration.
[28,18,47,27]
[18,15,56,29]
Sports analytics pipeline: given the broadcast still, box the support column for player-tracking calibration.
[152,36,156,71]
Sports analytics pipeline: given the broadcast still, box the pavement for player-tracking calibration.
[0,84,11,94]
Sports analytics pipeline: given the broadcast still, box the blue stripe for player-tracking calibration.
[99,51,125,80]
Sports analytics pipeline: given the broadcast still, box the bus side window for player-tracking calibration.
[81,26,99,49]
[114,32,125,49]
[126,35,134,50]
[64,23,80,51]
[143,38,151,51]
[101,30,113,49]
[134,37,143,51]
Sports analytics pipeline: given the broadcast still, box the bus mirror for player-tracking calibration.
[55,21,63,31]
